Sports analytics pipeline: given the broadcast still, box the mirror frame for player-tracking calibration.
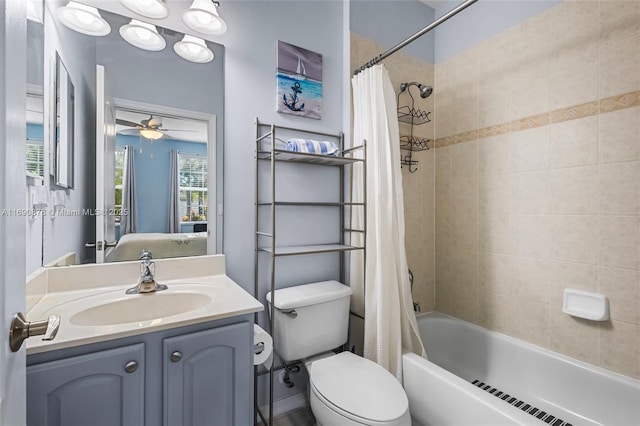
[51,52,74,189]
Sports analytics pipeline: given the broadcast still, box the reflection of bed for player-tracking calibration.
[113,232,207,261]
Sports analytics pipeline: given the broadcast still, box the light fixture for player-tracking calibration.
[174,35,214,63]
[119,0,169,20]
[140,129,164,140]
[182,0,227,35]
[119,19,166,51]
[55,1,111,36]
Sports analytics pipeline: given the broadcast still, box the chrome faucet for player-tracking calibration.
[126,249,168,294]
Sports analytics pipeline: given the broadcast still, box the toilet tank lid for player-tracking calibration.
[266,280,352,310]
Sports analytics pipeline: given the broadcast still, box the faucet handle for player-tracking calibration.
[140,249,153,260]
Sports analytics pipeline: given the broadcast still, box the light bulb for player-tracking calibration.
[55,1,111,36]
[174,34,214,63]
[119,19,166,51]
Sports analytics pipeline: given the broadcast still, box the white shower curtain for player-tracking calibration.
[121,146,137,235]
[350,64,426,380]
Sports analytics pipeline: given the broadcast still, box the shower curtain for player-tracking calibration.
[121,146,137,235]
[169,149,180,233]
[350,64,426,380]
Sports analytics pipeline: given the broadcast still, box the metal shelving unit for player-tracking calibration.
[254,118,366,426]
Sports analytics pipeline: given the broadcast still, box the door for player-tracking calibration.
[163,322,252,426]
[27,344,145,426]
[95,65,116,263]
[1,0,27,424]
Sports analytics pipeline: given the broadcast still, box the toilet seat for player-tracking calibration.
[309,352,410,425]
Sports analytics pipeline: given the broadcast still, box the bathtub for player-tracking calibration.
[403,312,640,426]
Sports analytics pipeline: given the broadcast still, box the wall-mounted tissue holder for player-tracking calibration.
[562,289,609,321]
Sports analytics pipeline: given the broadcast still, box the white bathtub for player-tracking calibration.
[403,312,640,426]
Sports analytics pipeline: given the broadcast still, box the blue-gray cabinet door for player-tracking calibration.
[27,343,145,426]
[163,322,252,426]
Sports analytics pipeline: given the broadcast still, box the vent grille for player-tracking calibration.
[471,380,572,426]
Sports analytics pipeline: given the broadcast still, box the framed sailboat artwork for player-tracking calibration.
[276,40,323,119]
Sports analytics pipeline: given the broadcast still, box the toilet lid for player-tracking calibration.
[310,352,408,423]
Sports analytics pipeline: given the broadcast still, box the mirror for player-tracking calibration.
[52,52,75,188]
[26,21,45,180]
[25,3,224,273]
[109,107,213,263]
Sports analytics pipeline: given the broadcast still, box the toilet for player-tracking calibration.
[266,280,411,426]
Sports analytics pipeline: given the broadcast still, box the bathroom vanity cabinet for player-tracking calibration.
[26,317,253,426]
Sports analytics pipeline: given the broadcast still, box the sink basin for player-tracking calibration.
[69,292,212,326]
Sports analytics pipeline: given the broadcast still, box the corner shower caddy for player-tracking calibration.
[253,118,367,426]
[397,82,432,172]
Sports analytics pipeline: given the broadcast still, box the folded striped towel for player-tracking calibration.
[286,138,340,156]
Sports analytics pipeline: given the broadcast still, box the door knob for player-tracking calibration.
[170,351,182,362]
[9,312,60,352]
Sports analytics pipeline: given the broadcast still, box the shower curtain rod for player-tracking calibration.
[354,0,478,75]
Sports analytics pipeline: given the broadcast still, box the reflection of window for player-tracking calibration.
[26,139,44,177]
[178,153,207,223]
[114,147,124,223]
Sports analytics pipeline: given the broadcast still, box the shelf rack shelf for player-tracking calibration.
[258,244,364,257]
[253,118,366,426]
[257,149,363,166]
[400,135,431,151]
[397,106,431,125]
[257,201,366,207]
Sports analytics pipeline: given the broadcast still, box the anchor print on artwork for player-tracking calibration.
[283,81,305,112]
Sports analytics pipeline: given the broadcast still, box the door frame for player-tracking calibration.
[112,98,218,253]
[0,0,28,424]
[95,65,117,263]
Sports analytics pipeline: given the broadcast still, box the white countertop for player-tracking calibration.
[26,255,263,355]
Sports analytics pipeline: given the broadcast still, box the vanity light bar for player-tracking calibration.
[55,2,217,63]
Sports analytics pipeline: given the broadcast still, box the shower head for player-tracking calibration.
[418,84,433,99]
[399,81,433,99]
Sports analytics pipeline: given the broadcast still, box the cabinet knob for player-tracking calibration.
[170,351,182,362]
[124,361,138,373]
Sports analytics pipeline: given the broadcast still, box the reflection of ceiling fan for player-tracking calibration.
[116,115,194,140]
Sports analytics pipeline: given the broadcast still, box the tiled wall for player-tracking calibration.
[350,32,436,315]
[434,1,640,379]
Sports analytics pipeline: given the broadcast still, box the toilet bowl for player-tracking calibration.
[307,351,411,426]
[266,281,411,426]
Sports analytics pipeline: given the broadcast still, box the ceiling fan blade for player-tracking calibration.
[147,117,162,127]
[117,128,142,136]
[160,128,198,132]
[116,119,141,128]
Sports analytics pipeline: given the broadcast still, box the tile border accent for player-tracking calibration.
[550,101,598,124]
[434,90,640,148]
[600,91,640,114]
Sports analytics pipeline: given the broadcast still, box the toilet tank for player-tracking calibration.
[266,281,353,362]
